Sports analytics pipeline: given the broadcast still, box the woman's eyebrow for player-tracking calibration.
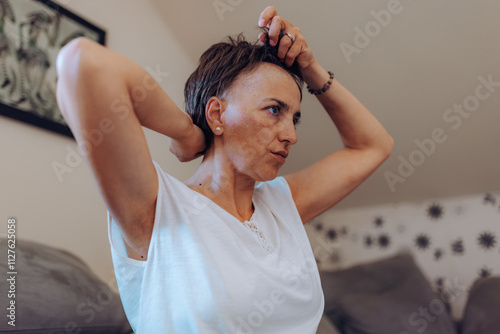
[264,98,289,110]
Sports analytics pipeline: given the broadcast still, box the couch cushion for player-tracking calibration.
[319,252,457,334]
[317,314,342,334]
[0,237,131,333]
[461,276,500,334]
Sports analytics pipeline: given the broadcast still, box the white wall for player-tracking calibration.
[0,0,199,284]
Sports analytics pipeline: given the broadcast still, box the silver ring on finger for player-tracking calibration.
[285,32,295,43]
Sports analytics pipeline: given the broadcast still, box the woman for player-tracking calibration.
[56,6,393,334]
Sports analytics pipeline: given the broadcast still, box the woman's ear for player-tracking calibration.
[205,96,225,135]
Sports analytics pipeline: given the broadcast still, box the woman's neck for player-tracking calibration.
[183,150,256,223]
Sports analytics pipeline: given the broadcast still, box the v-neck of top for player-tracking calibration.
[180,180,278,256]
[181,181,257,224]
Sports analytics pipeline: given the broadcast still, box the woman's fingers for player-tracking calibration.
[258,6,314,68]
[259,6,291,47]
[258,32,267,43]
[283,30,303,67]
[258,5,277,28]
[276,30,293,60]
[268,16,290,46]
[277,27,302,63]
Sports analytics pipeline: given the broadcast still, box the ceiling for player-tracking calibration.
[149,0,500,209]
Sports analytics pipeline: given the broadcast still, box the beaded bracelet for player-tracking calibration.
[307,71,334,95]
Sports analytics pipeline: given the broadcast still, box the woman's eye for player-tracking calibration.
[267,106,280,115]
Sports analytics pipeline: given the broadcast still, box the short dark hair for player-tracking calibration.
[184,31,303,153]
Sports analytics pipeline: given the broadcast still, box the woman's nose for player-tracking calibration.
[279,120,298,145]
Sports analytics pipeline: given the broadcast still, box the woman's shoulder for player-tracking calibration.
[151,160,193,197]
[255,175,292,198]
[255,175,303,226]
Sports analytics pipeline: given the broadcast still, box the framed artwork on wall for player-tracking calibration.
[0,0,105,138]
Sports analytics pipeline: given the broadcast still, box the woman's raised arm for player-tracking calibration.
[258,6,394,224]
[56,37,205,259]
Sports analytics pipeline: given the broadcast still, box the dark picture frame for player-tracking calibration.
[0,0,106,138]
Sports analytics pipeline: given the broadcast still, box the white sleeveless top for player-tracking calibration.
[108,161,324,333]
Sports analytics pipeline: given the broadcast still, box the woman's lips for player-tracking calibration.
[272,152,286,162]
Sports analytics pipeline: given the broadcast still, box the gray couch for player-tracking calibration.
[316,252,500,334]
[0,237,132,333]
[3,238,498,334]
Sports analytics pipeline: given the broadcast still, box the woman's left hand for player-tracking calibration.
[258,5,316,69]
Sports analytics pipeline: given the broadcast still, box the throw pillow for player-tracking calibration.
[461,276,500,334]
[319,252,457,334]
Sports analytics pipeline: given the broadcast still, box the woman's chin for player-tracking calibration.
[255,167,281,182]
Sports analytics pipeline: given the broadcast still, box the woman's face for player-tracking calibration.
[217,62,302,181]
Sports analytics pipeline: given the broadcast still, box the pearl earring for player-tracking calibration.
[215,127,221,132]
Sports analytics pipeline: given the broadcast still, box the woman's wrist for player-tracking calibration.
[152,109,191,142]
[169,110,196,141]
[300,60,333,94]
[307,71,334,95]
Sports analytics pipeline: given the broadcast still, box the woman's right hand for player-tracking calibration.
[168,112,206,162]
